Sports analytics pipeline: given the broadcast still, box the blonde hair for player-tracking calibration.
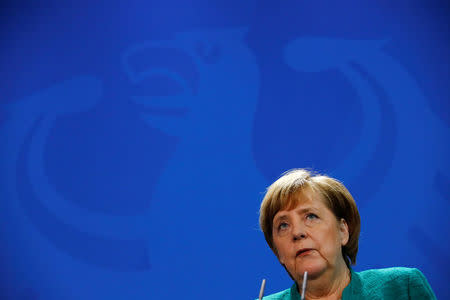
[259,169,360,266]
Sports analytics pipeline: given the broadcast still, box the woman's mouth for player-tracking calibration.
[296,248,314,257]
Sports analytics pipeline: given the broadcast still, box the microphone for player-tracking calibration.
[300,271,308,300]
[258,279,266,300]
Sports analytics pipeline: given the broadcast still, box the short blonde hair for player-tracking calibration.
[259,169,360,266]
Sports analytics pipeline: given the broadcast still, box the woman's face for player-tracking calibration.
[272,189,349,281]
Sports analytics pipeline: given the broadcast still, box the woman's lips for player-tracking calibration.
[296,248,314,257]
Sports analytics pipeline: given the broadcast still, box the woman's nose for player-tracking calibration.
[292,224,307,241]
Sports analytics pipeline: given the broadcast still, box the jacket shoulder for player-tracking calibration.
[358,267,417,281]
[355,267,436,299]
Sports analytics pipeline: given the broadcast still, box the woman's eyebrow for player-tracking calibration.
[273,215,288,224]
[295,207,315,214]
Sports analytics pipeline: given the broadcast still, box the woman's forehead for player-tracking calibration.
[273,191,336,224]
[276,189,322,214]
[284,188,320,208]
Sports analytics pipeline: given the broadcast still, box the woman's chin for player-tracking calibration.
[295,261,326,280]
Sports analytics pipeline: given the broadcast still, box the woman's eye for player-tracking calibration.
[306,213,318,220]
[278,222,289,231]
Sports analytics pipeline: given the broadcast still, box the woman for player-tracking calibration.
[258,169,436,299]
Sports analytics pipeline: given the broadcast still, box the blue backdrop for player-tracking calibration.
[1,1,449,299]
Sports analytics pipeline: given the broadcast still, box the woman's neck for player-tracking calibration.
[298,263,351,300]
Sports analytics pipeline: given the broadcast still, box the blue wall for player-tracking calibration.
[1,1,449,299]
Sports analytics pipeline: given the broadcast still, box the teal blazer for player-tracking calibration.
[260,267,436,299]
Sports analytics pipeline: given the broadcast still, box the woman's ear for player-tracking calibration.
[339,218,349,246]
